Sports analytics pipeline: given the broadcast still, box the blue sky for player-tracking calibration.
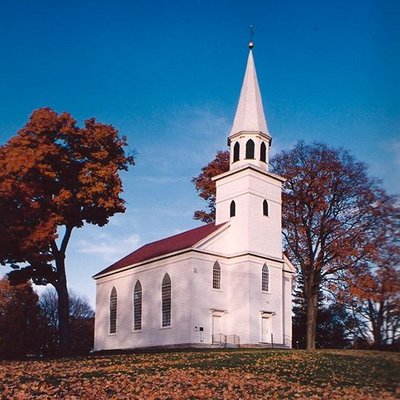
[1,0,399,306]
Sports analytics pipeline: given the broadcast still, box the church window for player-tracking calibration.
[133,280,142,331]
[260,142,267,162]
[162,273,171,327]
[263,199,269,216]
[109,287,117,334]
[230,200,236,217]
[233,142,240,162]
[262,265,269,292]
[245,139,255,159]
[213,262,221,289]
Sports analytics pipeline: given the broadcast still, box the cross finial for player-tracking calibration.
[249,25,255,49]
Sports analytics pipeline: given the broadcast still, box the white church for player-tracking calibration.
[93,43,294,351]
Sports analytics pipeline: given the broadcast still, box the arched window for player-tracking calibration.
[263,199,269,216]
[260,142,267,162]
[233,142,240,162]
[245,139,255,159]
[213,262,221,290]
[230,200,236,217]
[262,264,269,292]
[109,287,117,334]
[133,280,142,330]
[162,273,171,327]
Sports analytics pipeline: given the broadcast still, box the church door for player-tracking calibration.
[261,316,272,343]
[212,315,223,343]
[212,315,222,335]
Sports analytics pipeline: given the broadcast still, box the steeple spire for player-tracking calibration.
[228,40,271,171]
[230,46,269,138]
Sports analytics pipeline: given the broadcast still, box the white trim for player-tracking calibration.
[209,309,227,315]
[229,130,271,142]
[212,164,286,183]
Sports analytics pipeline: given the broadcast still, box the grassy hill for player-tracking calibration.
[0,349,399,399]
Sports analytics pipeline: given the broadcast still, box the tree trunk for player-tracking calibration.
[304,271,320,350]
[306,290,318,350]
[368,299,382,346]
[55,256,70,356]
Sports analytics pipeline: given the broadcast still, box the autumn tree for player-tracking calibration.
[340,230,400,347]
[346,266,400,348]
[192,150,229,223]
[0,108,134,354]
[192,141,397,350]
[0,278,42,359]
[271,141,397,349]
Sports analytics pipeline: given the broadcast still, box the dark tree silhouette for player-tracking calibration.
[0,278,42,359]
[39,288,95,355]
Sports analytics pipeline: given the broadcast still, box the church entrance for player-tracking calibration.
[212,315,222,335]
[261,315,272,343]
[211,313,224,344]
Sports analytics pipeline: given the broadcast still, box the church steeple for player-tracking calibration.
[213,39,285,259]
[229,43,271,171]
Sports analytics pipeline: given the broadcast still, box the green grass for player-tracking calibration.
[0,349,399,399]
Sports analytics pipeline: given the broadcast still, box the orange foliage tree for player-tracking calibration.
[340,229,400,347]
[272,142,398,349]
[192,150,230,223]
[192,141,398,350]
[0,108,134,354]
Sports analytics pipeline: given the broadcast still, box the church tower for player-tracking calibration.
[213,42,285,259]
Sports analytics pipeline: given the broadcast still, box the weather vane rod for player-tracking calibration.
[249,25,255,49]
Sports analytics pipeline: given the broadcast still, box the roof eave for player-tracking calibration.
[212,164,286,183]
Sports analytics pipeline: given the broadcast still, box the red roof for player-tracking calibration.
[94,223,225,278]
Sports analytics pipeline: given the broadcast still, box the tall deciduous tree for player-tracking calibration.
[271,141,397,349]
[0,108,134,354]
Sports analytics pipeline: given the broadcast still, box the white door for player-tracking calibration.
[212,315,222,335]
[261,316,272,343]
